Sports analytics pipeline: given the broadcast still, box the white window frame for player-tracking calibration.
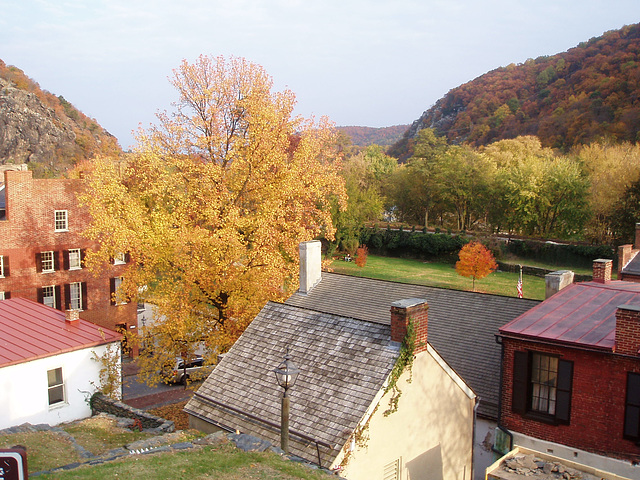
[68,249,82,270]
[69,282,83,310]
[0,255,4,278]
[0,292,5,301]
[113,252,127,265]
[54,210,68,232]
[114,276,126,305]
[47,367,65,407]
[41,251,55,273]
[42,285,56,309]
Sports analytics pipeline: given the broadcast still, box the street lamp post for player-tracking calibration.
[273,349,300,454]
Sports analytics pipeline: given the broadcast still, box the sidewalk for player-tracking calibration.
[124,388,193,410]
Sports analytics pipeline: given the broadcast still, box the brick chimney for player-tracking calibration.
[592,259,612,284]
[299,240,322,294]
[618,244,633,279]
[65,309,80,325]
[390,298,428,354]
[615,304,640,356]
[544,270,574,299]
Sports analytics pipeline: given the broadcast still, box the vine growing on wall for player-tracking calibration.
[383,317,417,417]
[91,329,122,400]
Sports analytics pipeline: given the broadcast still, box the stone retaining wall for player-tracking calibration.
[90,393,174,433]
[497,261,591,282]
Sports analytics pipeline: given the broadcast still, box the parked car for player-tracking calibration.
[164,355,209,384]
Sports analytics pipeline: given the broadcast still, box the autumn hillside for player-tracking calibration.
[0,60,121,177]
[390,23,640,159]
[336,124,409,147]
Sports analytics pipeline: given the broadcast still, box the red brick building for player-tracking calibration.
[0,167,138,353]
[498,259,640,474]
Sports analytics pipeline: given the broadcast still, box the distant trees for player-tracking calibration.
[332,145,396,253]
[385,132,590,238]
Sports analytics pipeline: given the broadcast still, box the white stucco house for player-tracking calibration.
[0,297,122,429]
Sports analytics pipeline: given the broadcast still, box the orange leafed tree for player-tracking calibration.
[80,55,346,385]
[455,242,497,291]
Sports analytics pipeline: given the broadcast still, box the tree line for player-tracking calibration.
[334,128,640,252]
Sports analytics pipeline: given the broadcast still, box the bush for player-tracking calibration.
[355,245,369,267]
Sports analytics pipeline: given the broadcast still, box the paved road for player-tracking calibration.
[121,359,194,410]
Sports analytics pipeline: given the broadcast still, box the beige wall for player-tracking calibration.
[334,345,475,480]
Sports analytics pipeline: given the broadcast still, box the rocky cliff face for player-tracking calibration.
[0,62,120,178]
[0,77,78,173]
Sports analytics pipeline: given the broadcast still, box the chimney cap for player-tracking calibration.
[391,298,428,309]
[617,304,640,313]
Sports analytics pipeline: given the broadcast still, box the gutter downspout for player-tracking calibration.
[494,334,514,456]
[472,395,479,480]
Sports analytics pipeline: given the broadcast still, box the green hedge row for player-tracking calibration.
[504,239,615,269]
[359,228,467,259]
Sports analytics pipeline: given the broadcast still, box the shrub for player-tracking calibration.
[355,245,369,267]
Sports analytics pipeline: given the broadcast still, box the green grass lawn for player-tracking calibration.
[36,441,332,480]
[330,255,546,300]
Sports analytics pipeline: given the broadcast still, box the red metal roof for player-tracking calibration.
[500,280,640,351]
[0,297,122,368]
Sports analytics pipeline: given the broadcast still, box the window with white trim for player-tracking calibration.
[42,285,56,309]
[54,210,68,232]
[47,367,65,406]
[41,251,55,273]
[0,255,4,277]
[512,351,573,424]
[68,249,82,270]
[111,276,127,305]
[113,252,127,265]
[0,291,5,301]
[69,282,83,310]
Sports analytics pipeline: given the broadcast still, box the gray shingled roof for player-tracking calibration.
[185,301,399,466]
[622,253,640,276]
[286,272,540,420]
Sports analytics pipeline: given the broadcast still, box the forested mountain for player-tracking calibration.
[0,60,120,177]
[390,23,640,160]
[337,125,409,147]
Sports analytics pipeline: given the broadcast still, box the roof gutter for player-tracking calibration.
[189,392,333,466]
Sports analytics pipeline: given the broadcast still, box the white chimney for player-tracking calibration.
[544,270,574,299]
[299,240,322,294]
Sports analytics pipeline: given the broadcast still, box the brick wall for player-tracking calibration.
[500,337,640,461]
[0,170,137,343]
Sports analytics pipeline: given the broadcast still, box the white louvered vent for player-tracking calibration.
[383,457,401,480]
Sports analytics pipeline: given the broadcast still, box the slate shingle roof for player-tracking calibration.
[622,253,640,276]
[185,301,399,465]
[285,272,540,420]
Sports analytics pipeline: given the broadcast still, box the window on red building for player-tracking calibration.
[624,372,640,441]
[54,210,68,232]
[512,351,573,424]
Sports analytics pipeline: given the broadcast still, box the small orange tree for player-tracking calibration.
[455,241,497,291]
[355,245,369,267]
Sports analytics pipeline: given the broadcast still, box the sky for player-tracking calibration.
[1,1,639,150]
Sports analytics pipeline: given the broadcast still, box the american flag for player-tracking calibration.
[517,265,523,298]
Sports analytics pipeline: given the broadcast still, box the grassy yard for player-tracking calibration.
[329,254,547,300]
[36,441,332,480]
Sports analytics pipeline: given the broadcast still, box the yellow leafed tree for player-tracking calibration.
[80,55,346,384]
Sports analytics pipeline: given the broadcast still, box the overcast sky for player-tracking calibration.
[1,1,638,149]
